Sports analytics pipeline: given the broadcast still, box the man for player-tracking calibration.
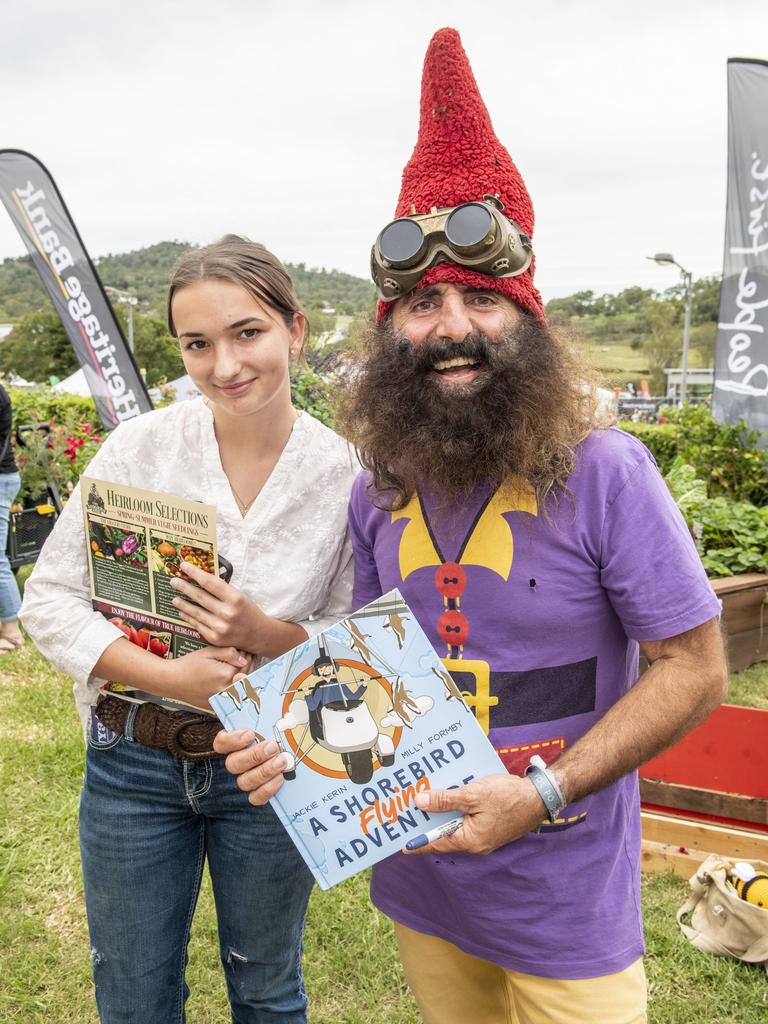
[216,28,727,1024]
[302,653,367,742]
[305,654,366,711]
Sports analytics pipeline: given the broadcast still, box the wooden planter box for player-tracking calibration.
[639,704,768,875]
[711,573,768,672]
[637,577,767,874]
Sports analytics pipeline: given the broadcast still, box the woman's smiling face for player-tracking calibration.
[172,277,304,418]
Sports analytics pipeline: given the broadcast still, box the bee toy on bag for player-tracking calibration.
[677,854,768,969]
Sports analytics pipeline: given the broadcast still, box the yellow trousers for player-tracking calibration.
[394,922,648,1024]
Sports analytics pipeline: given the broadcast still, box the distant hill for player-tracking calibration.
[0,240,375,321]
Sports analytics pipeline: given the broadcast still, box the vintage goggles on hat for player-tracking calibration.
[370,194,533,302]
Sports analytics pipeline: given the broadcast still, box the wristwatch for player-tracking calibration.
[525,754,567,824]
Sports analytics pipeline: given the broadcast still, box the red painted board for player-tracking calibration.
[639,704,768,798]
[642,802,768,835]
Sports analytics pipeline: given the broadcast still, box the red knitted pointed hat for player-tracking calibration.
[376,28,545,322]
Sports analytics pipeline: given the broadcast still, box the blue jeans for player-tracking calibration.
[0,471,22,623]
[79,711,314,1024]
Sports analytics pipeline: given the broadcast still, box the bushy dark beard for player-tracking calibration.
[340,312,588,510]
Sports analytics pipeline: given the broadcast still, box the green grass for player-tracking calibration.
[574,338,711,390]
[577,340,651,376]
[727,661,768,711]
[1,644,767,1023]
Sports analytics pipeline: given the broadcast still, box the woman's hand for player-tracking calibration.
[170,561,308,658]
[213,729,290,805]
[169,561,267,650]
[158,645,250,710]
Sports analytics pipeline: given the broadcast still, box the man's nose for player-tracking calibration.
[434,292,473,342]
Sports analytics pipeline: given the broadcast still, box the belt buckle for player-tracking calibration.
[166,714,214,761]
[441,658,498,733]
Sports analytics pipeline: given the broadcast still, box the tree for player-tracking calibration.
[639,299,681,393]
[117,311,185,386]
[605,286,654,316]
[304,306,336,345]
[689,322,717,366]
[0,309,78,381]
[546,290,600,321]
[691,276,722,325]
[0,305,184,388]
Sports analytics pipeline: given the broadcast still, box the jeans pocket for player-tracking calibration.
[87,705,123,750]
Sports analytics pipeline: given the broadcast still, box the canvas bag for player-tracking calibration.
[676,854,768,969]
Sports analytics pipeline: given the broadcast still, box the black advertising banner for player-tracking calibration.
[713,60,768,444]
[0,150,152,428]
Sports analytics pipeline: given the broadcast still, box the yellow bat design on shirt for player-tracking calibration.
[392,481,537,582]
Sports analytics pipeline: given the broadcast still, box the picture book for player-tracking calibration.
[209,589,506,889]
[81,475,221,713]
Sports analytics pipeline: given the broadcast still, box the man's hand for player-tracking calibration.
[406,773,547,856]
[213,730,290,805]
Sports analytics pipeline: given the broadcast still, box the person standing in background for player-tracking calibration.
[0,379,23,653]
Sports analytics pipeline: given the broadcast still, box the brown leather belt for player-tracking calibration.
[95,694,222,761]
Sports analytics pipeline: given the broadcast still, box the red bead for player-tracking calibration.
[434,561,466,599]
[437,609,469,646]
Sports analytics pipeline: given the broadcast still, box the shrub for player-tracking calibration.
[7,386,98,433]
[291,366,335,428]
[665,458,768,578]
[662,405,768,505]
[692,498,768,577]
[621,406,768,504]
[5,387,105,502]
[619,422,681,474]
[13,421,104,502]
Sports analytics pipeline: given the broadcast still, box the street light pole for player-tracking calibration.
[680,269,692,404]
[645,253,693,405]
[104,286,138,353]
[125,295,137,354]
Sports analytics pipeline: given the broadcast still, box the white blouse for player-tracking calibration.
[20,398,359,731]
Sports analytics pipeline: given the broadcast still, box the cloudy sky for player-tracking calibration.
[2,0,767,301]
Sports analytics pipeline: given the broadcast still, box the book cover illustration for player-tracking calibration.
[81,475,222,712]
[210,589,506,889]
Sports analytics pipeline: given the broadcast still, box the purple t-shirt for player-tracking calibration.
[348,428,720,979]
